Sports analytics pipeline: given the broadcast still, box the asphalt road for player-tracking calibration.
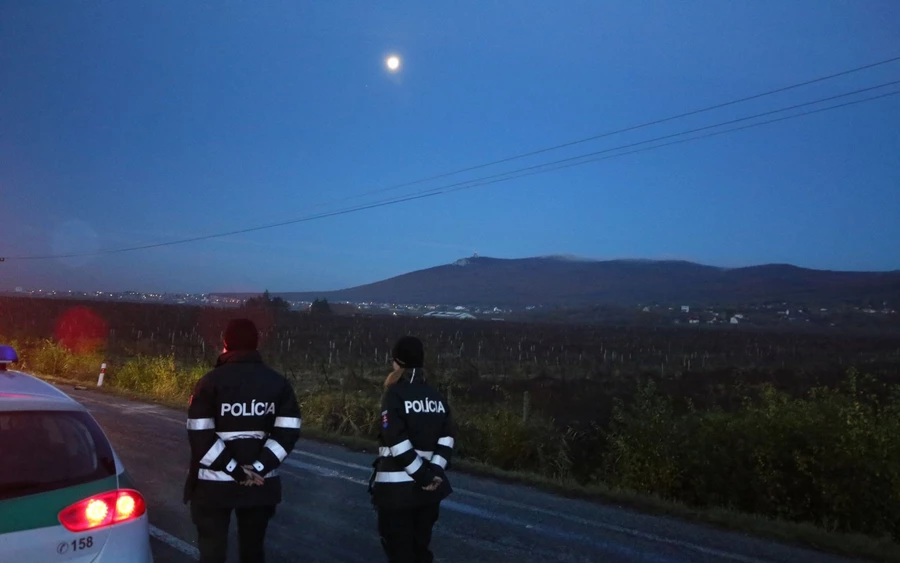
[62,386,851,563]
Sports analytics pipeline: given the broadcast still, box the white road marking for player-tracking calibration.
[444,488,770,563]
[278,460,677,562]
[74,389,774,563]
[282,456,768,563]
[292,451,769,562]
[149,525,199,559]
[284,458,370,485]
[296,449,371,471]
[129,404,165,412]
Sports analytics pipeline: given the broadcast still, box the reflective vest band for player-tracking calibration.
[198,469,278,481]
[374,471,414,483]
[378,447,433,459]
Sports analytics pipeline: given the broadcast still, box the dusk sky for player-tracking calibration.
[2,1,899,294]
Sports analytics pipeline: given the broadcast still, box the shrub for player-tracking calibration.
[31,339,73,376]
[456,405,573,479]
[28,339,104,380]
[110,355,205,400]
[603,375,900,538]
[604,380,687,497]
[300,390,380,438]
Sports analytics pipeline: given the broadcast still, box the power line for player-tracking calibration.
[178,54,900,230]
[5,85,897,261]
[292,54,900,208]
[5,56,899,260]
[203,79,900,229]
[387,79,900,200]
[435,90,900,198]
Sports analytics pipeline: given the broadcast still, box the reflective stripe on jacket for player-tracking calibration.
[183,350,301,507]
[371,369,456,510]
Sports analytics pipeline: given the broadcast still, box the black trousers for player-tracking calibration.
[377,503,440,563]
[190,502,276,563]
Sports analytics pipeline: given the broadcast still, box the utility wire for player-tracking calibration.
[203,54,900,227]
[5,84,897,261]
[343,88,900,209]
[286,55,900,209]
[381,79,900,201]
[434,90,900,199]
[5,57,899,260]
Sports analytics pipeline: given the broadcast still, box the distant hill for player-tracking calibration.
[213,256,900,307]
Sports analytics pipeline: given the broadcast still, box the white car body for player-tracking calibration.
[0,361,153,563]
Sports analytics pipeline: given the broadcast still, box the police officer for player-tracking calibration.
[370,336,456,563]
[184,318,302,563]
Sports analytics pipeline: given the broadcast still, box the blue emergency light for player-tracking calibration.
[0,345,18,363]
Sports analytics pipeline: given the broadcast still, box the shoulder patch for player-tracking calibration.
[381,410,389,428]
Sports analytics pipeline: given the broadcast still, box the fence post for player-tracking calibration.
[97,363,107,387]
[522,391,530,423]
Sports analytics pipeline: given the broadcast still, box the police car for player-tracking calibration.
[0,344,153,562]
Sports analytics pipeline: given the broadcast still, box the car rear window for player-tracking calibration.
[0,410,116,501]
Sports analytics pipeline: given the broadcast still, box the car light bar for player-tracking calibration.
[0,345,17,364]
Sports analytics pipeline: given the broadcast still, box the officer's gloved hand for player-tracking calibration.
[413,465,442,491]
[422,476,443,492]
[226,463,247,483]
[239,465,265,486]
[412,465,436,488]
[224,461,259,486]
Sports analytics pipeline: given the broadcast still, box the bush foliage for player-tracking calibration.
[603,372,900,538]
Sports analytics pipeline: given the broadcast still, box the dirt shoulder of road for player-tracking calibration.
[41,374,900,563]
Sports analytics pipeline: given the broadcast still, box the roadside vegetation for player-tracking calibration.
[2,295,900,561]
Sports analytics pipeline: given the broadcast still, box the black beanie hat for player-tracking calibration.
[392,336,424,368]
[224,318,259,351]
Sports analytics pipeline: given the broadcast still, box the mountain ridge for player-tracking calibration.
[213,256,900,307]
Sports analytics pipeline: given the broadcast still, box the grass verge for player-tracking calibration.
[37,374,900,563]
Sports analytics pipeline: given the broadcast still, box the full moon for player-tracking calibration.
[386,55,401,72]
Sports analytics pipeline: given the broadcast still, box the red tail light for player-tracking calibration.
[58,489,146,532]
